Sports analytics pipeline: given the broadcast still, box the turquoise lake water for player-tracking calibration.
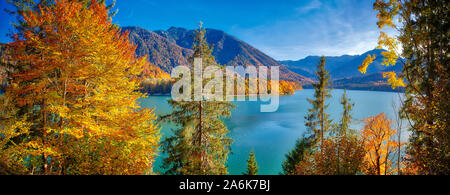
[139,89,407,175]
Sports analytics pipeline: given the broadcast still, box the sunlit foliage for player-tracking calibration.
[361,113,401,175]
[0,0,160,175]
[243,150,259,175]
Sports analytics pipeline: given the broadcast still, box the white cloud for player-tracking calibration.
[229,0,381,60]
[295,0,322,14]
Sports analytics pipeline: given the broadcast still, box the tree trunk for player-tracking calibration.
[42,98,48,175]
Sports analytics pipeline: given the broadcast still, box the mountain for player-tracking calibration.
[123,26,310,83]
[155,27,282,68]
[279,49,404,91]
[123,26,403,91]
[279,49,403,80]
[123,26,193,73]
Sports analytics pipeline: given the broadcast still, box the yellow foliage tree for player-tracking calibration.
[0,0,160,175]
[361,113,400,175]
[359,1,405,89]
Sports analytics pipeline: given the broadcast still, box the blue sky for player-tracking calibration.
[0,0,382,60]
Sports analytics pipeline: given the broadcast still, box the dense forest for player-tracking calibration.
[0,0,448,175]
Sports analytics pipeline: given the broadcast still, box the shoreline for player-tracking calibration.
[145,88,404,97]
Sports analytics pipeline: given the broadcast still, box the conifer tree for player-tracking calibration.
[243,149,258,175]
[298,89,365,175]
[305,56,332,146]
[337,89,354,137]
[281,136,312,175]
[292,57,332,175]
[160,23,235,175]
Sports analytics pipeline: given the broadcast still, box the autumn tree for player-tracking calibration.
[312,90,365,175]
[359,0,449,174]
[243,149,259,175]
[295,151,316,175]
[0,0,160,175]
[5,0,117,37]
[361,113,400,175]
[159,23,234,175]
[305,56,332,146]
[296,89,366,175]
[303,135,366,175]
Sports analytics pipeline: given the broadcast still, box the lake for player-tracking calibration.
[139,89,407,175]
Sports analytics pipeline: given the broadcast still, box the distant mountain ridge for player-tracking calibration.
[155,27,280,68]
[279,49,404,91]
[123,26,311,83]
[122,26,403,92]
[279,49,403,80]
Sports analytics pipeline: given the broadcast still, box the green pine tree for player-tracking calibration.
[284,57,332,175]
[336,89,355,137]
[281,136,312,175]
[305,56,332,146]
[160,23,235,175]
[243,149,259,175]
[335,90,365,175]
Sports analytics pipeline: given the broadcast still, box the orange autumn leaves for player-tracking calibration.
[296,113,402,175]
[0,0,159,174]
[279,80,301,95]
[250,78,301,96]
[361,113,401,175]
[296,135,366,175]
